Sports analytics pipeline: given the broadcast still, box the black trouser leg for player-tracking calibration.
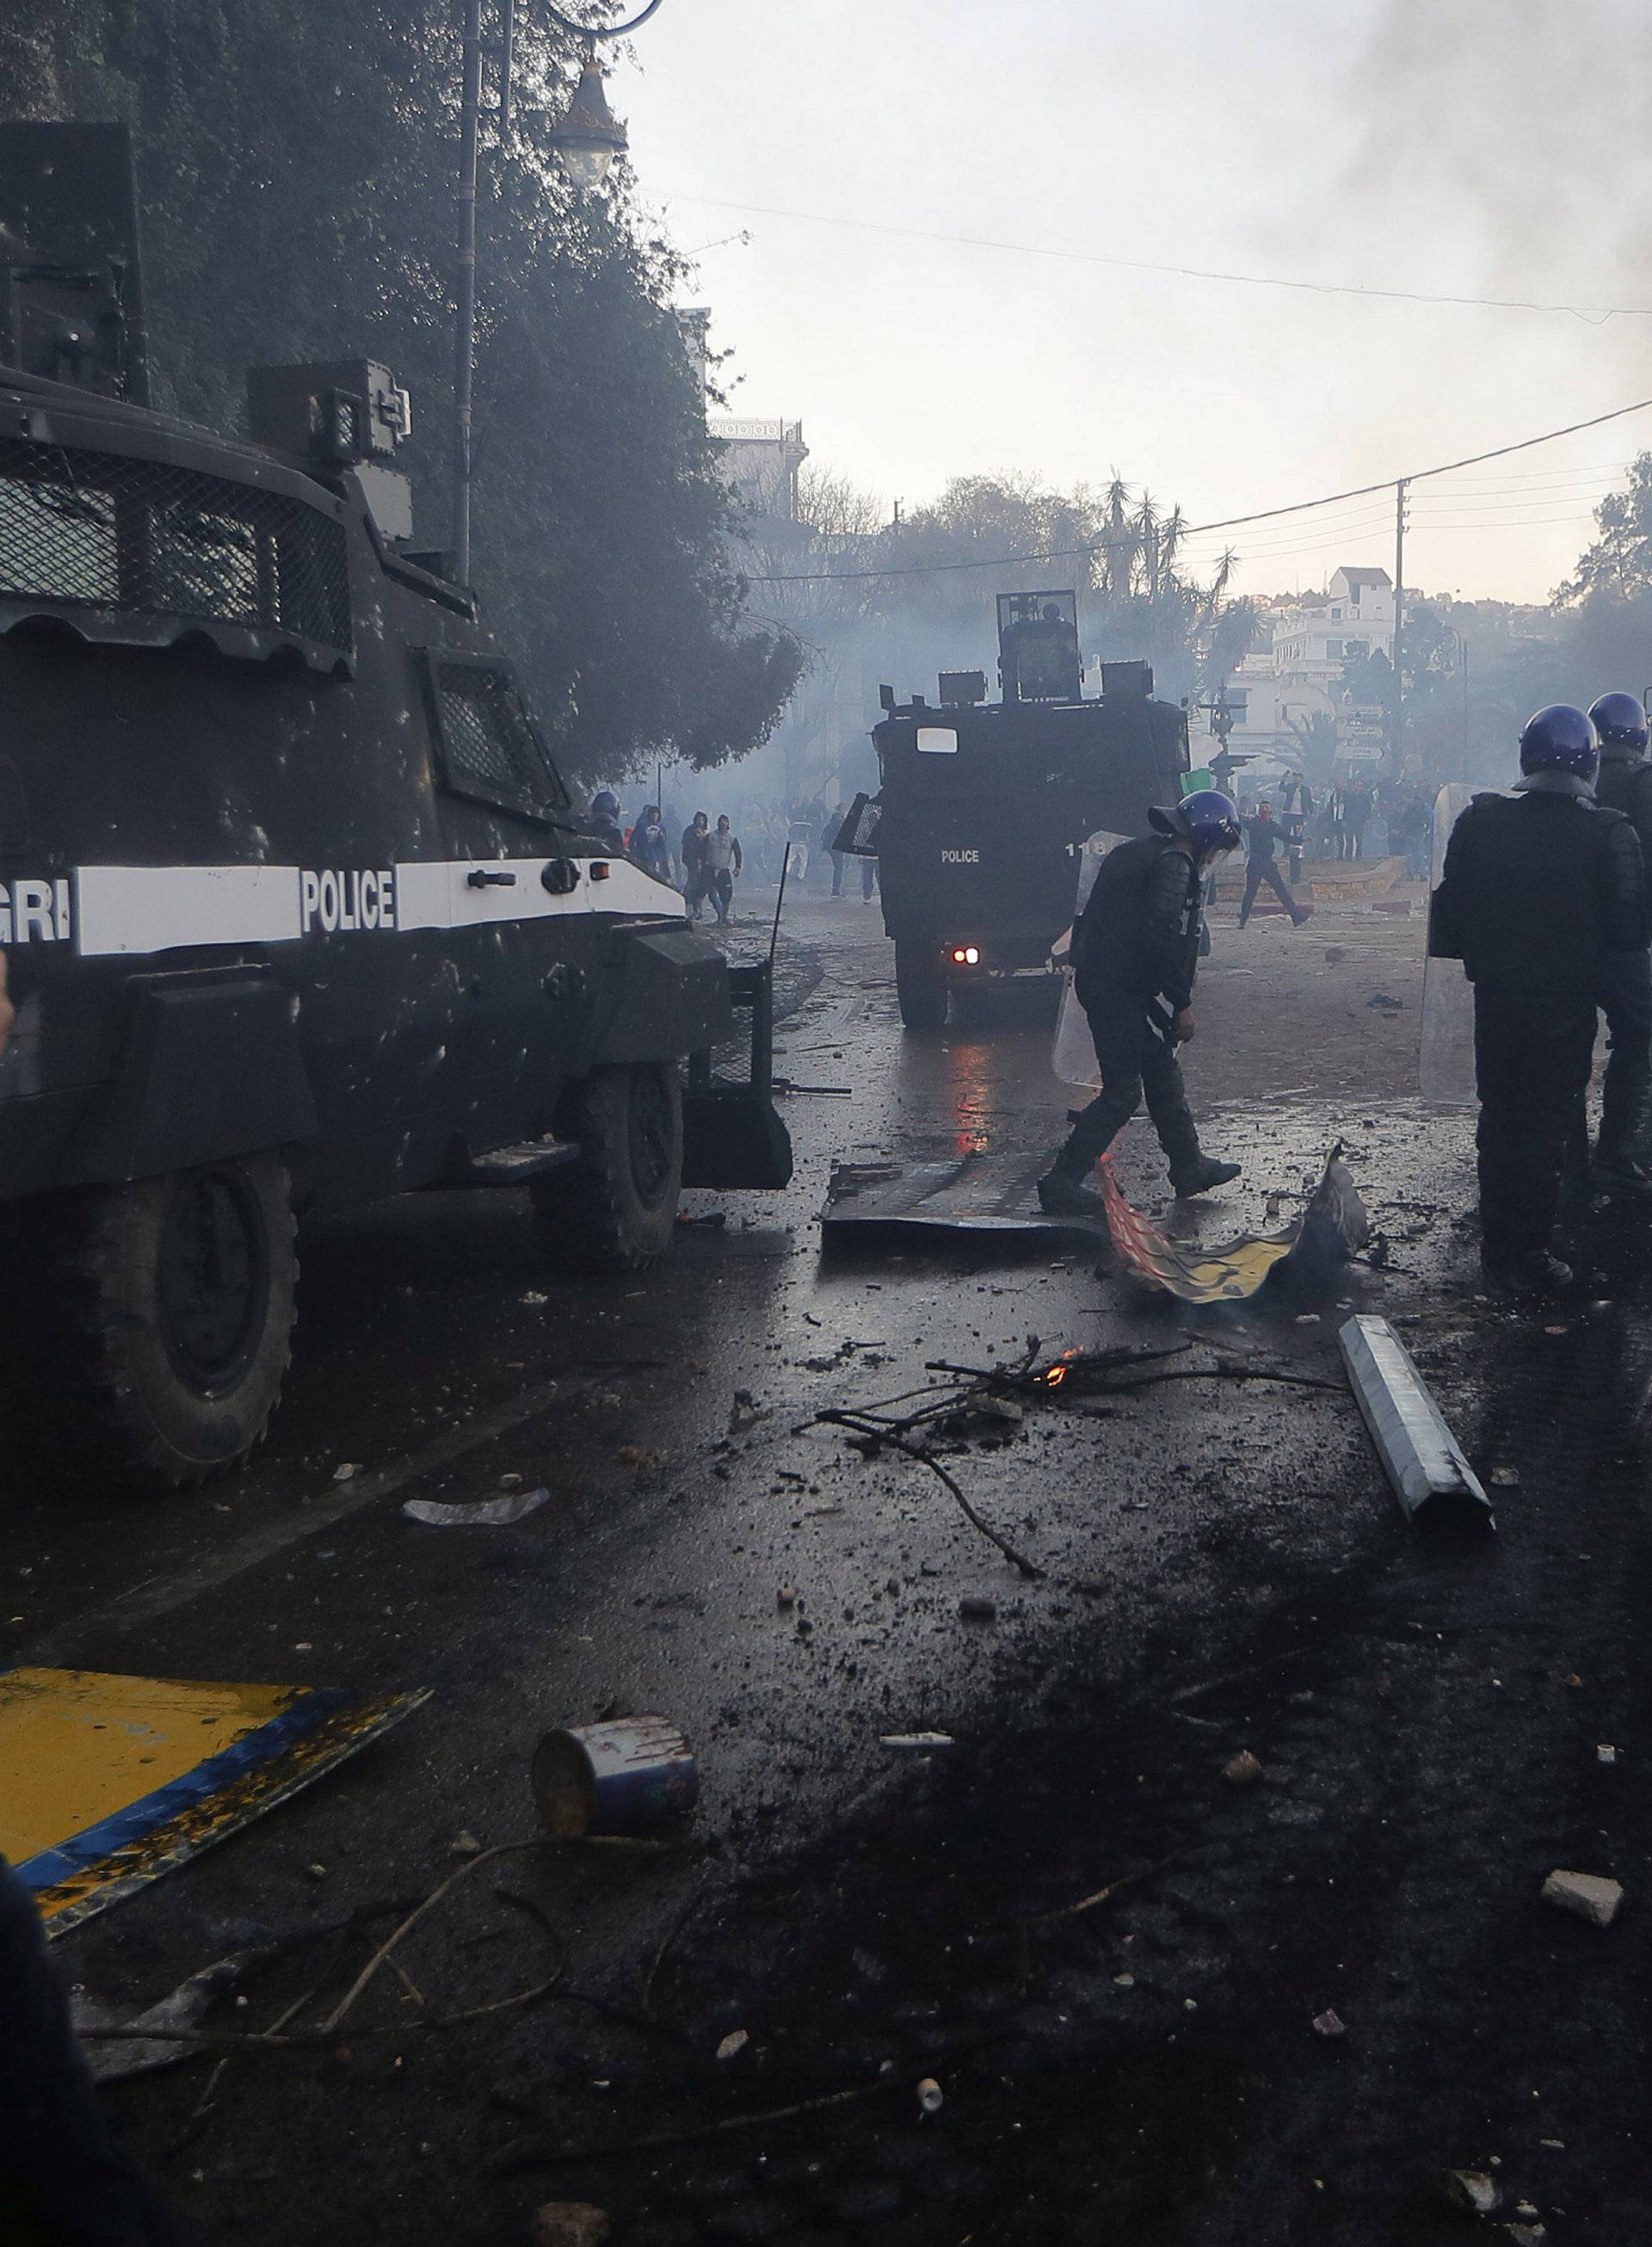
[1051,999,1199,1182]
[1599,948,1652,1154]
[0,1857,188,2246]
[1050,999,1150,1177]
[830,853,845,897]
[1473,985,1598,1259]
[1239,862,1261,925]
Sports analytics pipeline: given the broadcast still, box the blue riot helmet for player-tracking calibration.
[1587,692,1649,757]
[590,789,620,820]
[1150,788,1242,858]
[1518,704,1599,782]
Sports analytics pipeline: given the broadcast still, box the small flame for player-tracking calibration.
[1045,1364,1068,1388]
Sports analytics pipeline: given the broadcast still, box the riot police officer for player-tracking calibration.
[1429,704,1647,1295]
[1585,691,1652,1187]
[1039,789,1244,1216]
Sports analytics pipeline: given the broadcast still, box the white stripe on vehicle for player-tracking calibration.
[69,856,682,958]
[76,865,305,957]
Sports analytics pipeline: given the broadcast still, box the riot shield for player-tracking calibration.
[1420,781,1480,1104]
[1051,830,1130,1088]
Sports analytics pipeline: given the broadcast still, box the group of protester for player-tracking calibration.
[581,789,878,922]
[584,793,746,923]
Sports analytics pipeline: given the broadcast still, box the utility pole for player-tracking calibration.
[453,0,484,585]
[1389,478,1408,779]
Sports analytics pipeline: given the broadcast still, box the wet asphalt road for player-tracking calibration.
[11,882,1652,2245]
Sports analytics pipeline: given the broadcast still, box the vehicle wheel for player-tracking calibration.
[896,943,948,1030]
[6,1154,296,1495]
[533,1061,683,1273]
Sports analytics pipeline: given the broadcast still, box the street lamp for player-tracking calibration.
[451,0,668,584]
[546,51,629,189]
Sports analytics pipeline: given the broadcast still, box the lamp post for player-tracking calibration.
[451,0,667,584]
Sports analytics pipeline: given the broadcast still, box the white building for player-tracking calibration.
[708,416,809,522]
[1215,565,1395,773]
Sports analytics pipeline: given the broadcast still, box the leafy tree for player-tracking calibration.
[1558,453,1652,607]
[729,470,1259,799]
[17,1,796,784]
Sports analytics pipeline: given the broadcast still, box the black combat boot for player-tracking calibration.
[1038,1167,1107,1219]
[1168,1153,1242,1198]
[1482,1246,1573,1296]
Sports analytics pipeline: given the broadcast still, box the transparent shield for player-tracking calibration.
[1419,782,1482,1104]
[1051,830,1131,1089]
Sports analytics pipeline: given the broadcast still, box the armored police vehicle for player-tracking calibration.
[0,123,789,1494]
[853,592,1190,1028]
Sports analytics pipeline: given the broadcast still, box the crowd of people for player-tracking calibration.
[581,790,878,923]
[1230,769,1433,880]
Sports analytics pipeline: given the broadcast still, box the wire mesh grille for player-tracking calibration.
[435,663,565,811]
[0,437,352,653]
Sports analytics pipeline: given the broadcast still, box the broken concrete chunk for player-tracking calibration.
[716,2029,749,2061]
[1540,1868,1623,1927]
[1222,1750,1264,1788]
[531,2205,611,2247]
[1310,2008,1346,2037]
[1434,2169,1501,2215]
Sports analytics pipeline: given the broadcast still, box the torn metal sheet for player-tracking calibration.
[822,1155,1104,1244]
[1100,1148,1370,1305]
[403,1486,550,1526]
[1,1667,428,1936]
[1337,1314,1495,1530]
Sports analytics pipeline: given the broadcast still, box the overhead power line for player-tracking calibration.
[745,396,1652,584]
[674,192,1652,325]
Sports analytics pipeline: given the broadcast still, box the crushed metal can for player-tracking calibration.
[532,1714,700,1838]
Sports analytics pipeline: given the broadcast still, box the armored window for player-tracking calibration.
[0,435,352,668]
[421,651,569,824]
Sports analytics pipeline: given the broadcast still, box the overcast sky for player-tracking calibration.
[618,0,1652,606]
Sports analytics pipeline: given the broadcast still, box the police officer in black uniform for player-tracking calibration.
[1429,704,1647,1294]
[1039,789,1244,1216]
[1585,691,1652,1188]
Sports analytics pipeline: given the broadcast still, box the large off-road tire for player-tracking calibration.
[6,1154,296,1495]
[532,1061,683,1274]
[896,942,948,1031]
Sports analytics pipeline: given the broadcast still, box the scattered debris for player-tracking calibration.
[1488,1466,1520,1488]
[716,2030,749,2062]
[403,1488,551,1528]
[879,1732,955,1751]
[532,1716,699,1839]
[74,1950,268,2082]
[1221,1750,1264,1788]
[776,1585,798,1608]
[1434,2169,1501,2215]
[1598,1744,1618,1765]
[1505,2226,1547,2245]
[1311,2009,1347,2038]
[531,2202,612,2247]
[1365,992,1405,1010]
[1339,1315,1495,1530]
[959,1595,997,1622]
[1100,1145,1369,1303]
[1540,1868,1623,1927]
[9,1668,429,1938]
[918,2077,944,2114]
[499,1472,525,1491]
[728,1390,769,1435]
[451,1831,484,1857]
[331,1462,358,1483]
